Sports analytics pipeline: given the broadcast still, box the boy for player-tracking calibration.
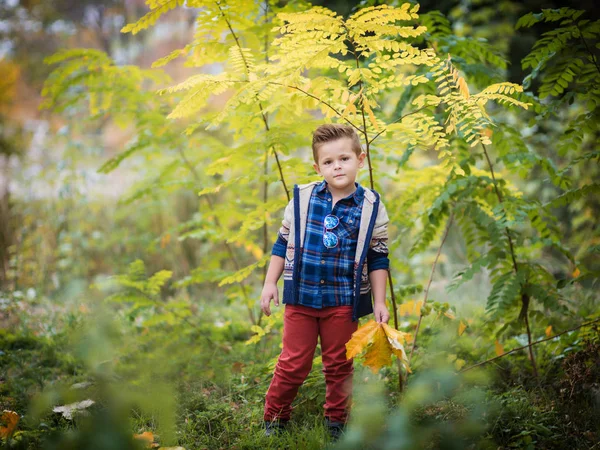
[260,123,390,439]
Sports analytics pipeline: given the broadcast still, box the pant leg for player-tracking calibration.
[318,306,358,423]
[264,305,318,421]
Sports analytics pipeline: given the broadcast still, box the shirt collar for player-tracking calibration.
[316,180,364,205]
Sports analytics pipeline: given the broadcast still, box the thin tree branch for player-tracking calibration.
[368,106,429,146]
[409,213,454,362]
[459,318,600,373]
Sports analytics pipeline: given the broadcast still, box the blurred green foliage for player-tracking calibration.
[1,1,599,449]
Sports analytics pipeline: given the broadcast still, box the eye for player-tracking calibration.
[323,160,332,165]
[342,156,350,161]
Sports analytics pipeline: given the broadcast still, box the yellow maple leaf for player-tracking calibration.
[545,325,553,337]
[494,340,504,357]
[346,320,379,360]
[346,320,411,373]
[0,410,19,439]
[363,326,392,372]
[458,320,467,336]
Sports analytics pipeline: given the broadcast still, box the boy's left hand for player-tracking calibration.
[373,303,390,324]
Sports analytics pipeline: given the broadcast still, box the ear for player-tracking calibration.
[313,162,321,175]
[358,152,366,168]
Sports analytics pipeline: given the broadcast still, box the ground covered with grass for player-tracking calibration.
[1,295,599,450]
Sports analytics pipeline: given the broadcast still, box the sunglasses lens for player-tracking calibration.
[323,232,338,248]
[324,215,339,229]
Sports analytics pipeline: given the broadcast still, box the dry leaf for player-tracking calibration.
[53,400,95,420]
[458,320,467,336]
[0,410,19,439]
[545,325,553,337]
[363,326,392,372]
[346,320,411,373]
[134,431,154,448]
[494,340,504,357]
[572,267,580,278]
[345,320,380,360]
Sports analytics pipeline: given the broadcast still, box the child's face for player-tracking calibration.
[313,137,365,193]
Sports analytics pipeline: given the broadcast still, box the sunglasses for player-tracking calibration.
[323,214,340,248]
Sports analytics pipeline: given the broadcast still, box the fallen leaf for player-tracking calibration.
[572,267,580,278]
[0,410,19,439]
[458,320,467,336]
[545,325,553,337]
[53,400,95,420]
[134,431,154,448]
[494,340,504,357]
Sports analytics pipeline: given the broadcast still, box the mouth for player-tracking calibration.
[334,174,345,178]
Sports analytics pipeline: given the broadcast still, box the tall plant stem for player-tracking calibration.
[409,213,454,362]
[350,39,403,391]
[481,143,538,378]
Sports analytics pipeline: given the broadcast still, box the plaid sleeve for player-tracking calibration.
[271,199,293,258]
[367,200,389,272]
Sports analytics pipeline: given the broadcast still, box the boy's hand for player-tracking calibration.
[260,282,279,316]
[373,303,390,324]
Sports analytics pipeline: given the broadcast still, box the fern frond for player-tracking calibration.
[545,184,600,208]
[516,8,585,29]
[121,0,185,35]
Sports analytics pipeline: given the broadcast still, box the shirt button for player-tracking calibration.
[321,260,325,264]
[327,198,331,202]
[320,279,325,284]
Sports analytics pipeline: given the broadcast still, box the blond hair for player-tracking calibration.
[312,123,362,162]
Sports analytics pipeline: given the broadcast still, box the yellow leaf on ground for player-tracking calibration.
[458,320,467,336]
[572,267,580,277]
[0,410,19,439]
[134,431,154,447]
[545,325,553,337]
[494,340,504,356]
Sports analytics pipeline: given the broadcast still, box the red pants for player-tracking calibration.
[264,304,358,423]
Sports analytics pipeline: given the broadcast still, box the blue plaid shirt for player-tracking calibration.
[272,181,388,309]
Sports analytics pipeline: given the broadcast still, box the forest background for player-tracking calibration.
[0,0,599,449]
